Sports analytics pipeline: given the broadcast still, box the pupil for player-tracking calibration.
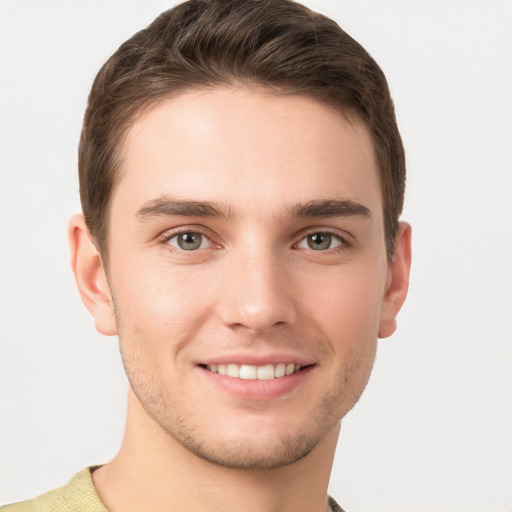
[308,233,331,250]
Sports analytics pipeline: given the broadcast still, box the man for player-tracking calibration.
[1,0,411,511]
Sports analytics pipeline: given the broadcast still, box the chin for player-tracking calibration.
[145,389,348,471]
[167,423,322,470]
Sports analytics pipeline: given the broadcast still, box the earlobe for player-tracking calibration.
[68,214,117,336]
[378,222,412,339]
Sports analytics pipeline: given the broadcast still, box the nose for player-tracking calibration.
[216,243,298,334]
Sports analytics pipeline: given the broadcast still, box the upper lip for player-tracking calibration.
[197,352,315,367]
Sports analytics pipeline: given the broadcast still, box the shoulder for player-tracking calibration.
[328,495,347,512]
[0,468,108,512]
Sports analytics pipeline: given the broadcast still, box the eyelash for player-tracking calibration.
[295,231,350,253]
[159,228,216,254]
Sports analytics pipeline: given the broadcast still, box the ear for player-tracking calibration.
[68,214,117,336]
[378,222,412,338]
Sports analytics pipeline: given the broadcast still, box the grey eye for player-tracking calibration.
[297,232,343,251]
[169,232,206,251]
[307,233,332,250]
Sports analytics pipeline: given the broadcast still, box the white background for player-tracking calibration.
[1,1,511,511]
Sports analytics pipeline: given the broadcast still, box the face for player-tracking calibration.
[99,87,395,469]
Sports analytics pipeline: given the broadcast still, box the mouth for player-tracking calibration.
[201,362,304,380]
[197,360,314,400]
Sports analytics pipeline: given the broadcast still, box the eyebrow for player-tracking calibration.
[287,199,371,219]
[135,196,371,222]
[136,196,232,221]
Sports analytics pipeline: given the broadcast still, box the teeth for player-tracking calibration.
[239,365,257,379]
[257,364,275,380]
[226,364,240,378]
[275,363,286,378]
[206,363,302,380]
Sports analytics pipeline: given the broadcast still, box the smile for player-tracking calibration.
[205,363,302,380]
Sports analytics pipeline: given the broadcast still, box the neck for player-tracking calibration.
[93,389,339,512]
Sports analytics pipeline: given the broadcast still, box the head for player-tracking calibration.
[71,0,411,471]
[79,0,405,265]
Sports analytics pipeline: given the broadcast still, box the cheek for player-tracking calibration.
[300,264,386,343]
[110,259,215,353]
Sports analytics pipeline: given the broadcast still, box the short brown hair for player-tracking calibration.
[79,0,405,261]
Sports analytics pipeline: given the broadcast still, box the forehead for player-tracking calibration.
[113,86,381,221]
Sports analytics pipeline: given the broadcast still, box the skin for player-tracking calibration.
[69,86,411,512]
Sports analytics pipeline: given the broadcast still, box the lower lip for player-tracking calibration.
[198,366,314,401]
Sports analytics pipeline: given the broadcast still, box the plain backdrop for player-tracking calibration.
[0,1,511,511]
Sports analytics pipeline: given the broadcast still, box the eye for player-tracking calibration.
[166,231,211,251]
[297,232,344,251]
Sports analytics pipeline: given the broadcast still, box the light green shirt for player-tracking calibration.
[1,468,345,512]
[1,468,107,512]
